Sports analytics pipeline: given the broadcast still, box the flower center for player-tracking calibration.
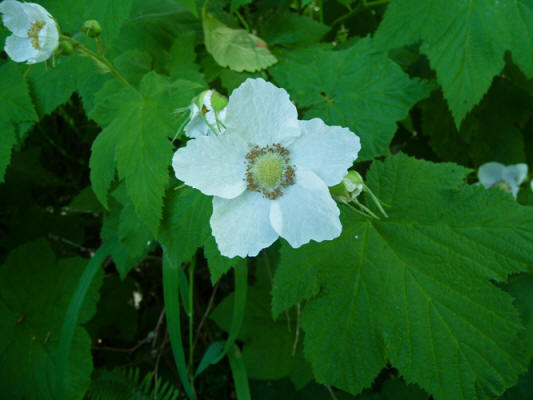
[27,20,46,50]
[494,180,512,192]
[245,144,295,199]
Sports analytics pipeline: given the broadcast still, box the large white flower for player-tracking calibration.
[477,162,528,199]
[0,0,59,64]
[173,78,361,258]
[184,89,228,138]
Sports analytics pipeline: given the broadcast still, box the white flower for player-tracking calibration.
[0,0,58,64]
[184,90,228,138]
[172,78,361,257]
[477,162,528,199]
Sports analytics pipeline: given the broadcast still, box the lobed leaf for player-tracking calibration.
[269,38,433,160]
[274,154,532,399]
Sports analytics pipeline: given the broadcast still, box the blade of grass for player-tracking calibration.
[162,253,196,399]
[228,344,251,400]
[56,241,112,400]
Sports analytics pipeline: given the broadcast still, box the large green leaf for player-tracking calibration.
[374,0,533,127]
[89,73,205,234]
[269,38,433,160]
[202,11,277,72]
[212,287,309,381]
[0,63,38,181]
[159,186,213,265]
[0,240,103,400]
[84,0,134,47]
[273,154,532,399]
[420,77,533,166]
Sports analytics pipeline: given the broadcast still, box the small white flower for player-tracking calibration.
[0,0,59,64]
[184,90,228,138]
[173,78,361,258]
[477,162,528,199]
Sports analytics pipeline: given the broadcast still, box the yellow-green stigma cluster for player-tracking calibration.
[245,144,295,199]
[27,20,46,50]
[494,180,512,192]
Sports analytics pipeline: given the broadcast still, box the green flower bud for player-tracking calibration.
[210,90,228,111]
[330,171,364,203]
[82,20,103,38]
[57,41,74,56]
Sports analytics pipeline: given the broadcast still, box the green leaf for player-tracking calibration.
[168,31,205,82]
[202,11,277,72]
[113,50,153,88]
[100,187,152,279]
[269,38,433,160]
[0,123,17,183]
[260,12,329,46]
[374,0,533,127]
[212,287,304,380]
[231,0,253,12]
[421,77,533,166]
[89,73,205,233]
[177,0,198,16]
[0,239,103,400]
[0,63,38,181]
[159,186,212,265]
[274,154,531,399]
[204,235,241,284]
[27,55,95,117]
[84,0,134,47]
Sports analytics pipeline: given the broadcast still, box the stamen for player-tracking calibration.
[244,143,295,199]
[27,20,46,50]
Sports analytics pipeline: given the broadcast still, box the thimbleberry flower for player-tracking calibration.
[0,0,59,64]
[172,78,361,257]
[477,162,528,199]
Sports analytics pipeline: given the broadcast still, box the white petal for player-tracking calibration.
[224,78,300,146]
[0,0,31,36]
[4,34,38,62]
[32,18,58,61]
[270,169,341,248]
[477,162,506,188]
[290,118,361,186]
[211,191,279,258]
[172,134,248,199]
[184,104,212,138]
[504,164,528,199]
[504,163,528,186]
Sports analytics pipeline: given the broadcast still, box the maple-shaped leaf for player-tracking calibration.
[273,154,532,399]
[269,38,432,160]
[374,0,533,127]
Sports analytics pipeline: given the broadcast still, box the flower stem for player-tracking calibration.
[234,9,250,31]
[59,35,134,90]
[188,255,196,378]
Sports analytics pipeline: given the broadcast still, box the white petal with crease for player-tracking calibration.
[290,118,361,186]
[270,169,341,248]
[224,78,300,146]
[211,192,279,258]
[172,134,248,199]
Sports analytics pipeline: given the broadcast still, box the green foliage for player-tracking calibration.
[89,73,205,233]
[2,1,533,399]
[212,287,311,383]
[0,63,38,181]
[260,12,329,46]
[269,38,433,160]
[274,154,531,399]
[0,240,103,400]
[374,0,533,127]
[202,11,277,72]
[84,0,134,47]
[86,368,180,400]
